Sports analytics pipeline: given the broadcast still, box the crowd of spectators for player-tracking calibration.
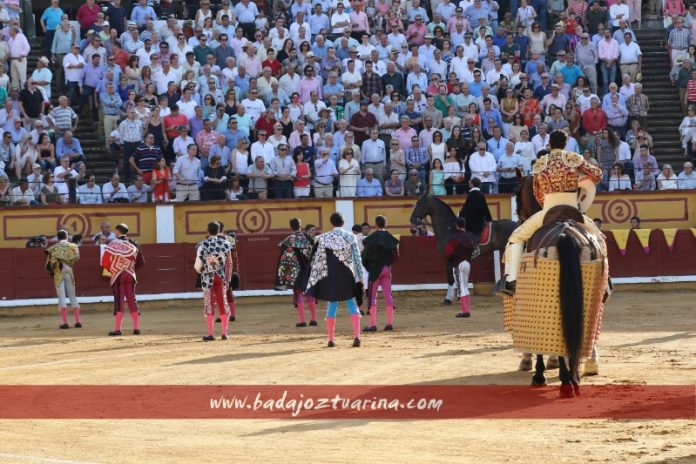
[2,0,696,207]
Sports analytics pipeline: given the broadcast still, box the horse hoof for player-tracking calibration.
[441,299,452,305]
[559,384,576,399]
[518,359,533,371]
[583,359,599,376]
[546,356,559,370]
[572,384,581,396]
[531,376,547,387]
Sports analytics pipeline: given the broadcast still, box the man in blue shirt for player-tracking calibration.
[130,0,157,29]
[40,0,64,54]
[486,125,509,162]
[479,98,503,137]
[560,53,585,85]
[79,54,104,118]
[356,168,383,197]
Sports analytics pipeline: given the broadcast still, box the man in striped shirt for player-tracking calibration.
[130,134,162,184]
[48,96,78,138]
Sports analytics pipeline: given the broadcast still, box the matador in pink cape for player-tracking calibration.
[101,223,144,336]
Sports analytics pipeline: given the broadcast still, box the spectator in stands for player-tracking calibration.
[93,221,115,244]
[103,173,129,203]
[384,169,404,197]
[626,83,649,131]
[100,82,123,150]
[247,155,273,200]
[657,164,679,190]
[131,133,162,184]
[118,108,144,181]
[77,173,103,204]
[678,162,696,189]
[356,167,383,197]
[10,177,37,206]
[635,166,656,191]
[269,140,297,198]
[172,143,201,201]
[608,163,632,191]
[313,146,337,198]
[404,168,427,196]
[40,171,62,205]
[338,148,360,197]
[56,131,85,165]
[48,96,78,138]
[131,173,155,203]
[18,79,45,128]
[618,31,642,81]
[469,141,497,194]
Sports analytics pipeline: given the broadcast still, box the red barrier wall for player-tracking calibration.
[0,231,693,301]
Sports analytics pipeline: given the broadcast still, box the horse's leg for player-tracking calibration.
[546,355,559,369]
[518,352,533,371]
[531,354,547,386]
[571,357,581,396]
[584,344,599,376]
[443,260,454,305]
[558,356,576,398]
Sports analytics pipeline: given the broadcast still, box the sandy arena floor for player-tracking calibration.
[0,290,695,464]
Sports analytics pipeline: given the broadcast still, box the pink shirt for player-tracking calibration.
[393,127,417,151]
[447,16,471,35]
[195,129,218,156]
[597,38,619,61]
[8,33,29,59]
[297,77,322,103]
[349,11,369,32]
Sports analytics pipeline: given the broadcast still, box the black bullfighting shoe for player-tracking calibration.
[494,276,516,296]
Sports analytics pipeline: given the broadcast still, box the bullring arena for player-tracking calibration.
[0,195,695,463]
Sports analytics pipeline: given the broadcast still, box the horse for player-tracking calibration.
[409,193,518,302]
[515,171,600,377]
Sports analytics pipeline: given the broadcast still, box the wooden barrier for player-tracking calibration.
[1,230,694,301]
[1,191,696,248]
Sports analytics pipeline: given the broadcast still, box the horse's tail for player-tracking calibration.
[557,233,584,373]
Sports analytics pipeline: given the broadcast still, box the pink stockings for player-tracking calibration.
[294,289,317,323]
[113,311,139,331]
[368,266,394,327]
[459,295,470,315]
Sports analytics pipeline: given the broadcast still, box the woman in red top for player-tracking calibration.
[520,88,541,127]
[151,156,172,202]
[293,151,312,198]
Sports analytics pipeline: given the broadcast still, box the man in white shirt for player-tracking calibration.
[176,87,198,120]
[152,59,178,94]
[609,0,630,29]
[531,123,550,154]
[618,32,642,81]
[279,62,301,96]
[173,143,202,201]
[102,173,130,202]
[303,90,327,129]
[77,174,103,204]
[172,125,194,159]
[10,177,36,206]
[62,44,85,105]
[250,129,276,163]
[330,2,350,35]
[678,162,696,189]
[361,128,387,181]
[468,142,497,193]
[241,89,266,124]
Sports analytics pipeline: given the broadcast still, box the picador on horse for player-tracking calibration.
[496,129,610,397]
